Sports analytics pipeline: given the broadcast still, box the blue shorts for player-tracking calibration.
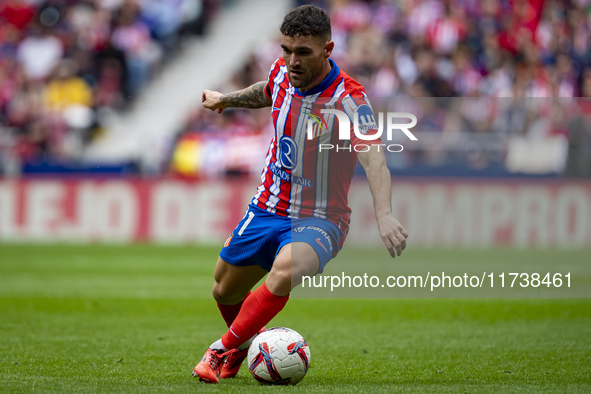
[219,204,343,274]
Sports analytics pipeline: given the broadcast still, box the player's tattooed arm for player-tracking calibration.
[220,81,272,109]
[202,82,271,113]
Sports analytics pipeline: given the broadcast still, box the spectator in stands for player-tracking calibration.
[16,24,63,81]
[173,0,591,179]
[5,74,44,130]
[449,45,482,96]
[111,0,162,98]
[0,0,35,32]
[45,59,93,111]
[1,0,217,172]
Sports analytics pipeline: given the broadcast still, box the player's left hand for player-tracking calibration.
[377,216,408,258]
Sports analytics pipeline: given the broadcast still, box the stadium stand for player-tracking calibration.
[170,0,591,179]
[0,0,218,175]
[81,0,289,174]
[2,0,591,178]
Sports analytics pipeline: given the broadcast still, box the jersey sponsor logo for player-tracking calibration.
[278,135,297,170]
[269,162,313,187]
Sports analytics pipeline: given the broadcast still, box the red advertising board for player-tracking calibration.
[0,178,590,247]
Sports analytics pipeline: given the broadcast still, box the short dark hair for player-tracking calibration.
[280,5,331,40]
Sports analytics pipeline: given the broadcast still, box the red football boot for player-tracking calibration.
[219,347,248,379]
[192,348,226,383]
[219,327,267,379]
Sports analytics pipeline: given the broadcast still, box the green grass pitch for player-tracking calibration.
[1,245,590,393]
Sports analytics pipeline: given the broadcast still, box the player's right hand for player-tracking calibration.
[202,90,226,114]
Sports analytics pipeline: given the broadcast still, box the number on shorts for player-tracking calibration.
[238,211,255,236]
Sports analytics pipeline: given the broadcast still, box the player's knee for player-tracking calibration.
[273,253,292,276]
[270,248,319,282]
[267,256,292,295]
[212,281,243,305]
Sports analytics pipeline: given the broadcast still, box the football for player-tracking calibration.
[247,327,311,385]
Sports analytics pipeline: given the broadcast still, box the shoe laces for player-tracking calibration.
[207,350,224,370]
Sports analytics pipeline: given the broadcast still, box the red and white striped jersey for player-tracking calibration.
[252,57,379,236]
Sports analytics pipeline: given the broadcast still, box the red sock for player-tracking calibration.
[217,291,251,327]
[221,283,288,349]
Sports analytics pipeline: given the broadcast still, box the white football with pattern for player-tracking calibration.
[247,327,311,385]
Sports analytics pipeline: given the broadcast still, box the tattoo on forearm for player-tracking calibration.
[220,81,271,109]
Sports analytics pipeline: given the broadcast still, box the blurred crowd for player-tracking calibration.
[2,0,590,177]
[191,0,591,102]
[0,0,217,167]
[315,0,591,98]
[172,0,591,178]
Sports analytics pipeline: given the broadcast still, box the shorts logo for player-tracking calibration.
[316,238,328,253]
[224,234,233,247]
[278,135,297,170]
